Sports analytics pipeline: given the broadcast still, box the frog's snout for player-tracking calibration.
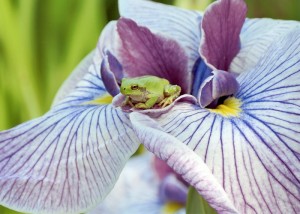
[120,87,126,94]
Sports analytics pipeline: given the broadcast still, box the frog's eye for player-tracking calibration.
[131,85,139,90]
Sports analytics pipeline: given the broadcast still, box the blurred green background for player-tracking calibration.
[0,0,299,213]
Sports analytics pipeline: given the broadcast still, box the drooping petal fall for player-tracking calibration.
[0,48,140,214]
[130,112,238,214]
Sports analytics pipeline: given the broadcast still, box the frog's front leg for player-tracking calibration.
[122,96,134,107]
[159,85,181,108]
[134,95,159,109]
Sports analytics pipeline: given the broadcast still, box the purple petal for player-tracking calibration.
[159,174,188,204]
[156,27,300,213]
[117,18,191,93]
[119,0,202,76]
[200,0,247,70]
[198,70,239,107]
[130,112,238,214]
[100,51,123,96]
[230,18,300,74]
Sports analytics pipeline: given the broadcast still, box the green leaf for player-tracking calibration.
[0,206,23,214]
[186,186,217,214]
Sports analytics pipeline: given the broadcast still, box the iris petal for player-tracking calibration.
[200,0,247,70]
[130,112,238,214]
[101,51,123,96]
[230,18,300,74]
[118,0,202,81]
[198,70,239,108]
[0,104,139,214]
[117,18,191,93]
[0,46,140,213]
[155,27,300,213]
[52,51,95,106]
[54,21,121,107]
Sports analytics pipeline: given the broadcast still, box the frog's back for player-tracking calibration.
[137,75,169,92]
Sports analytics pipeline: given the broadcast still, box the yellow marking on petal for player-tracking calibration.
[162,202,184,214]
[208,97,242,118]
[85,93,113,105]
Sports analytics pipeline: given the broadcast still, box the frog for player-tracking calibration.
[120,75,181,109]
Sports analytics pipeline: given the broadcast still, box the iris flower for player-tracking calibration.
[0,0,299,213]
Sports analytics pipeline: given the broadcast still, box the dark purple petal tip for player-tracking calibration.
[101,51,123,96]
[198,70,239,107]
[200,0,247,70]
[116,17,191,93]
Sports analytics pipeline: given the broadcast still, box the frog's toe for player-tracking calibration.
[159,98,173,108]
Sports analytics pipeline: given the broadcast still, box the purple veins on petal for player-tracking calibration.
[200,0,247,70]
[155,26,300,213]
[116,18,191,94]
[130,112,238,214]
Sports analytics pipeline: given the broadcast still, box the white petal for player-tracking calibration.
[230,18,300,74]
[130,112,238,214]
[0,104,139,214]
[157,27,300,213]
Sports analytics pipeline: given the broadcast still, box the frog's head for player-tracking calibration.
[120,78,145,96]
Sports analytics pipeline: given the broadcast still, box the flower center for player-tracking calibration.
[208,97,242,117]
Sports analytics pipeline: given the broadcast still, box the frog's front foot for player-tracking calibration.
[122,96,134,107]
[158,96,176,108]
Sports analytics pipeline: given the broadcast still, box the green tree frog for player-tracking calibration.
[120,75,181,109]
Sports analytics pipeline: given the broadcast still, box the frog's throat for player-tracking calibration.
[208,97,242,118]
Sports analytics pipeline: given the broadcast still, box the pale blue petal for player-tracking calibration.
[156,27,300,213]
[130,112,238,214]
[230,18,300,74]
[88,153,167,214]
[0,45,140,213]
[0,104,139,214]
[118,0,202,75]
